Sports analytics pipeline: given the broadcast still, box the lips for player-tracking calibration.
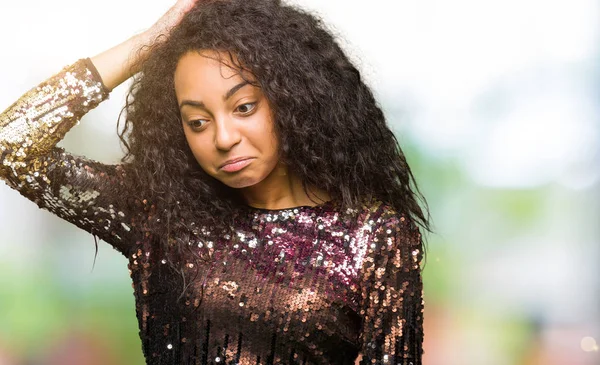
[219,157,253,169]
[219,158,254,173]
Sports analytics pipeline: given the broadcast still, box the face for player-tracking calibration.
[174,50,280,189]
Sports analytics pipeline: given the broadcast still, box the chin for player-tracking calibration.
[219,173,265,189]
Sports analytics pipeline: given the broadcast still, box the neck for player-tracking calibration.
[240,163,330,210]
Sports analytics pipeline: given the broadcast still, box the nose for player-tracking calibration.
[214,116,241,151]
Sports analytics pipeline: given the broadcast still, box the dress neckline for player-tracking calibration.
[243,198,335,213]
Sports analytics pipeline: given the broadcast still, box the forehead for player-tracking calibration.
[174,50,252,86]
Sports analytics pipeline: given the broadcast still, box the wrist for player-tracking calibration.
[145,5,186,41]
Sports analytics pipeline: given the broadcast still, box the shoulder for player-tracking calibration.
[356,198,424,283]
[355,197,417,234]
[331,196,422,251]
[358,197,423,258]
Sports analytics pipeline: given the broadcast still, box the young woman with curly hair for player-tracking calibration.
[0,0,433,364]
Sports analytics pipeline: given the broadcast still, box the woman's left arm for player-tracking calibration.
[356,210,425,365]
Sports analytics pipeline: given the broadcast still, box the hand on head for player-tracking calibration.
[175,0,204,13]
[150,0,205,37]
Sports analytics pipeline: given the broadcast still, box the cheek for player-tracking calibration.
[252,110,279,154]
[264,134,279,161]
[184,133,213,168]
[254,130,280,176]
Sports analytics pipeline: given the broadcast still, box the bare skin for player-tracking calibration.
[174,50,330,209]
[87,1,362,361]
[89,1,330,209]
[90,0,198,91]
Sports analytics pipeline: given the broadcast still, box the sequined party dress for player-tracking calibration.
[0,59,425,365]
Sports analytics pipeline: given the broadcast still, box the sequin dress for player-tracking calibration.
[0,59,425,365]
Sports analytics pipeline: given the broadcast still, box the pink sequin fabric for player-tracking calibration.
[0,59,425,365]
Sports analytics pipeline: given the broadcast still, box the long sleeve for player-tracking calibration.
[0,58,142,256]
[358,210,425,365]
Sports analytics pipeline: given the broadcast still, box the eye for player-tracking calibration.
[186,119,208,131]
[237,102,256,114]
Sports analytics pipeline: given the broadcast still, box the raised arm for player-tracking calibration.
[0,0,202,256]
[0,59,140,256]
[90,0,201,91]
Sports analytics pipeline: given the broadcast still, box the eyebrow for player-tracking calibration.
[179,81,251,110]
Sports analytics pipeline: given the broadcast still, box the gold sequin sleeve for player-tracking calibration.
[0,58,140,256]
[358,210,425,365]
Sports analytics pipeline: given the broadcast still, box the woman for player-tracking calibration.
[0,0,432,364]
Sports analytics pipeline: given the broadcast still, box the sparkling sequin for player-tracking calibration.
[0,59,425,365]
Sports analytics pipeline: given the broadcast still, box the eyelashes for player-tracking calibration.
[186,102,257,130]
[236,102,256,114]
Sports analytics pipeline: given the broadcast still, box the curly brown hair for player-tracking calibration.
[116,0,433,271]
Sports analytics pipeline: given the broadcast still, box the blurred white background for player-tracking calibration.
[0,1,598,364]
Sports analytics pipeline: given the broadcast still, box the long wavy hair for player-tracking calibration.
[117,0,433,270]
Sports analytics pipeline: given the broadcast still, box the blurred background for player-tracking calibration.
[0,0,598,364]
